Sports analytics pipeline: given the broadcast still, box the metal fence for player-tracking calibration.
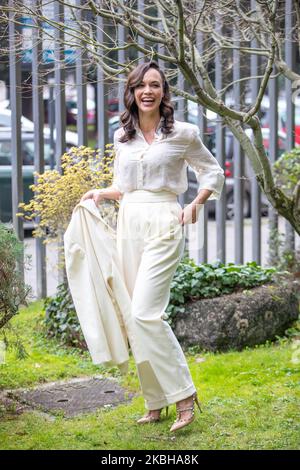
[5,0,299,298]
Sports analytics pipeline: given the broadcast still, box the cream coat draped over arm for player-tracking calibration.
[63,199,133,375]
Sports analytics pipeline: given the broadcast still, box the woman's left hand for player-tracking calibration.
[178,202,203,225]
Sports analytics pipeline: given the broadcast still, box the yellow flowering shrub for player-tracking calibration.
[17,144,118,243]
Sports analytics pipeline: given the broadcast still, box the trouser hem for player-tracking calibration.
[145,384,197,410]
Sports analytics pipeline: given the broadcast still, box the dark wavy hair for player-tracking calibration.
[118,61,174,143]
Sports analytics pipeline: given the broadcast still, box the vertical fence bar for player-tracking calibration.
[215,15,226,263]
[196,30,208,263]
[96,16,109,151]
[118,12,126,115]
[284,0,295,252]
[54,0,66,168]
[176,70,189,253]
[268,66,279,265]
[8,0,24,250]
[48,76,55,169]
[75,0,88,146]
[250,1,261,264]
[137,1,145,61]
[233,12,244,264]
[54,1,66,285]
[177,72,186,209]
[32,1,46,298]
[157,6,164,70]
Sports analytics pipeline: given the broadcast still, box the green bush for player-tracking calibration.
[270,148,300,272]
[273,147,300,196]
[44,283,86,349]
[267,227,300,273]
[165,257,277,324]
[44,257,277,347]
[0,222,31,358]
[0,222,30,330]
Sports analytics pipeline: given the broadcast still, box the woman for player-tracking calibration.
[80,61,224,432]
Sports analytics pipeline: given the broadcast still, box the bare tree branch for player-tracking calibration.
[1,0,299,233]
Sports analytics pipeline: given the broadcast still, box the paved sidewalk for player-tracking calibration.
[24,216,299,299]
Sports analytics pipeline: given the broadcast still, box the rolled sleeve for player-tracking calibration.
[184,126,225,200]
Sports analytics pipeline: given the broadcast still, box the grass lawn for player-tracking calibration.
[0,300,299,450]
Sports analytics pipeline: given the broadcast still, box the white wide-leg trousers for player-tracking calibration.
[116,190,196,410]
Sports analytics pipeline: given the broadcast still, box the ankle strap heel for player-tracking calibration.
[137,405,169,424]
[169,391,203,432]
[194,393,203,413]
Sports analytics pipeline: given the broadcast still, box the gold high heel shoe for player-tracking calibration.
[137,406,169,424]
[169,392,202,432]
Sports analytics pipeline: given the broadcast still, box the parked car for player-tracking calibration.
[65,99,96,125]
[0,107,35,131]
[185,127,291,219]
[50,98,121,125]
[108,115,121,142]
[42,98,96,126]
[0,124,78,226]
[107,98,120,118]
[260,97,300,145]
[0,106,80,143]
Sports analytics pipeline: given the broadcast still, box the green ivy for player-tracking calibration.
[44,283,86,349]
[165,256,277,325]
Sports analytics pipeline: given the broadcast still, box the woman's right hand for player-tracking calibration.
[80,189,103,206]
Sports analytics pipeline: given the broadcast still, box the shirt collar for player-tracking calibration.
[135,116,164,139]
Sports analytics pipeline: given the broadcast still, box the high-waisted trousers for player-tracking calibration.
[116,189,196,410]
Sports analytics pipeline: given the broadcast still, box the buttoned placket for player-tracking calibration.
[135,121,163,189]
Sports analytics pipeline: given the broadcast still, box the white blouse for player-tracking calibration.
[112,119,225,200]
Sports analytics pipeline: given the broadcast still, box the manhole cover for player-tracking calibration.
[10,377,136,417]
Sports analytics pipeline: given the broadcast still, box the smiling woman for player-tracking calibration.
[118,62,175,143]
[133,74,164,144]
[76,60,224,433]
